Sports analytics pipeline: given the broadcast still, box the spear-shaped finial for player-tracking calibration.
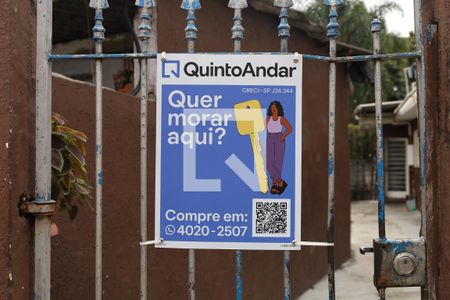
[324,0,344,40]
[181,0,201,53]
[228,0,248,52]
[371,18,382,33]
[274,0,293,52]
[135,0,156,53]
[273,0,294,7]
[135,0,156,8]
[228,0,248,9]
[89,0,109,9]
[323,0,344,6]
[181,0,201,10]
[89,0,109,44]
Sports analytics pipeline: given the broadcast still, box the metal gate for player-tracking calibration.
[32,0,428,299]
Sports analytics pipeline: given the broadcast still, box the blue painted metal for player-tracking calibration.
[229,2,247,298]
[89,0,109,9]
[235,250,243,300]
[326,8,340,39]
[414,1,428,296]
[181,0,201,54]
[181,2,201,299]
[135,2,155,300]
[274,0,293,52]
[89,1,108,300]
[371,17,386,240]
[323,0,344,6]
[274,1,293,298]
[229,0,247,53]
[135,0,156,8]
[325,1,343,299]
[47,52,420,62]
[371,18,382,32]
[181,0,201,10]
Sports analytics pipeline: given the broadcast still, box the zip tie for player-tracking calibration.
[140,238,164,246]
[161,51,167,61]
[294,240,334,247]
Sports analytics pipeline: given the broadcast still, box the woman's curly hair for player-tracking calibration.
[267,101,285,117]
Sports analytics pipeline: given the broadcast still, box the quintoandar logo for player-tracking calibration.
[162,60,181,78]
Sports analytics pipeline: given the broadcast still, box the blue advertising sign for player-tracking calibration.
[155,54,302,250]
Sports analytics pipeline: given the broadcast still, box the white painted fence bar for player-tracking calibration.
[34,0,53,298]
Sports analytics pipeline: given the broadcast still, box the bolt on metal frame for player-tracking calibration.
[34,0,429,299]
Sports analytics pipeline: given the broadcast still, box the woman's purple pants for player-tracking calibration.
[266,132,285,182]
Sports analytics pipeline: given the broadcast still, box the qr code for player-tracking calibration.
[252,199,290,237]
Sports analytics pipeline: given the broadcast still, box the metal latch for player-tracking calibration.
[369,238,426,288]
[18,193,56,216]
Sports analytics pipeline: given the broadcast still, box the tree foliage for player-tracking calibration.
[302,0,415,119]
[302,1,415,160]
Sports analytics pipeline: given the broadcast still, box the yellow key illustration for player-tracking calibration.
[234,100,269,194]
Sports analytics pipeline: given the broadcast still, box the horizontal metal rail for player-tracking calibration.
[48,51,420,62]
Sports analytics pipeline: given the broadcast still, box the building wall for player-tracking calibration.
[0,0,35,299]
[423,0,450,299]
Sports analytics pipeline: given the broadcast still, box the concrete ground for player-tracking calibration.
[299,200,422,299]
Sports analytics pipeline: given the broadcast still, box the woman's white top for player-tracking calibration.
[267,116,283,133]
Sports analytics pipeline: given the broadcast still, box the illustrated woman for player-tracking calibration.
[266,101,292,194]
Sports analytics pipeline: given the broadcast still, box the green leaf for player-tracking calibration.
[58,126,87,142]
[60,156,72,175]
[66,143,86,165]
[52,149,64,172]
[52,134,66,150]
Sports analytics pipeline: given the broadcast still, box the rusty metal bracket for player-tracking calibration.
[373,238,425,289]
[19,200,56,216]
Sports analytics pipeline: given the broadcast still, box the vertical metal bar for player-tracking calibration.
[372,17,386,300]
[89,1,109,299]
[283,251,291,300]
[181,1,201,299]
[413,0,428,298]
[228,1,247,299]
[274,1,293,299]
[35,0,53,298]
[148,2,158,101]
[324,1,343,299]
[371,18,385,240]
[188,249,196,300]
[235,250,243,300]
[135,2,156,299]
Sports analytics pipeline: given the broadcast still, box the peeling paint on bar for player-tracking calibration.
[274,0,294,298]
[135,1,156,299]
[229,1,248,298]
[371,17,386,241]
[324,0,343,299]
[181,2,201,299]
[414,0,428,296]
[235,250,243,300]
[89,1,109,299]
[35,0,53,298]
[283,251,291,300]
[47,52,420,63]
